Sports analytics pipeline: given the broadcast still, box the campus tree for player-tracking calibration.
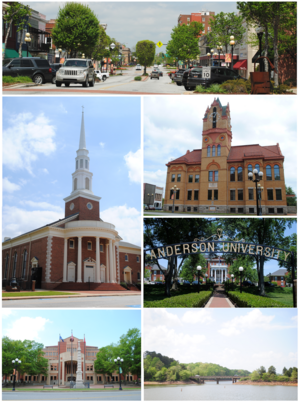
[286,186,297,206]
[94,344,117,381]
[52,2,100,58]
[180,254,207,283]
[118,328,141,378]
[227,256,258,284]
[206,12,246,53]
[136,40,155,74]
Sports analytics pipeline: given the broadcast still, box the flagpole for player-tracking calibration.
[83,335,86,384]
[58,335,60,387]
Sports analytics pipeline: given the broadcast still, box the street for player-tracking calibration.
[2,390,141,401]
[2,295,141,308]
[3,66,191,95]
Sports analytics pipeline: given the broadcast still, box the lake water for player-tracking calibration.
[144,382,298,401]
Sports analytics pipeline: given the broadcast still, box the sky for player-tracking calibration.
[3,309,141,347]
[144,96,297,196]
[144,308,298,372]
[26,1,238,52]
[2,97,142,245]
[144,218,297,276]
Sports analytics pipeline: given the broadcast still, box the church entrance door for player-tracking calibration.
[100,265,106,282]
[68,265,75,282]
[84,265,94,283]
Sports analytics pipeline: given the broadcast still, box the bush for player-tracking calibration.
[284,78,297,87]
[144,290,212,308]
[228,291,289,307]
[220,79,251,94]
[195,84,227,94]
[271,281,278,286]
[142,73,149,76]
[120,282,129,290]
[134,76,142,81]
[271,81,292,94]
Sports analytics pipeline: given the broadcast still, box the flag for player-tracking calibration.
[59,335,64,342]
[171,194,174,200]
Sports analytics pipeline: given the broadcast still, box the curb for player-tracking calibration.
[2,292,141,301]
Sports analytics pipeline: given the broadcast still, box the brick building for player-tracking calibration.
[2,111,141,290]
[145,263,166,282]
[7,335,137,386]
[164,98,287,215]
[178,11,215,36]
[269,269,288,287]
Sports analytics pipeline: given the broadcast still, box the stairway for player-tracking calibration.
[54,282,128,292]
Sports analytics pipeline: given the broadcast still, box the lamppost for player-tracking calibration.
[114,357,123,390]
[171,185,180,213]
[12,358,21,391]
[255,26,264,72]
[205,273,208,290]
[216,43,222,66]
[206,49,214,66]
[258,183,264,214]
[239,267,244,293]
[81,53,85,59]
[25,32,31,57]
[110,43,116,74]
[229,35,235,69]
[197,265,202,293]
[248,168,264,216]
[231,273,234,290]
[58,47,62,61]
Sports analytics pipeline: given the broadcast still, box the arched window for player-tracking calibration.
[274,165,280,180]
[12,252,17,277]
[76,160,78,170]
[217,144,221,156]
[248,164,253,173]
[22,250,27,278]
[207,146,211,157]
[85,160,88,169]
[237,167,243,181]
[230,167,235,182]
[266,165,272,180]
[85,177,89,190]
[4,254,9,278]
[212,107,217,128]
[74,178,77,191]
[212,145,216,157]
[255,164,260,172]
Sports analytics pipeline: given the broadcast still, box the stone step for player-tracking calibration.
[54,282,127,291]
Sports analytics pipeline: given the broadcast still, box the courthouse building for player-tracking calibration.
[2,112,141,290]
[164,98,287,215]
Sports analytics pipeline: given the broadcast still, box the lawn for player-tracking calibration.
[228,285,293,307]
[2,291,79,298]
[3,76,32,84]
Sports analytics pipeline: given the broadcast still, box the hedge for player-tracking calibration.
[228,291,289,308]
[144,290,212,308]
[134,76,142,81]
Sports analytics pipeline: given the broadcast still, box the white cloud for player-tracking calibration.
[3,112,56,175]
[19,201,62,212]
[43,168,49,174]
[101,205,141,246]
[99,142,105,148]
[3,177,21,193]
[124,149,142,183]
[144,169,167,191]
[2,205,64,240]
[2,309,15,319]
[252,351,282,360]
[5,317,51,341]
[59,103,68,114]
[182,310,214,325]
[218,327,242,337]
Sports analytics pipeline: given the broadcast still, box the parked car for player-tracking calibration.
[136,64,142,70]
[3,57,54,84]
[242,280,253,286]
[157,70,163,77]
[168,70,176,80]
[56,58,95,87]
[192,280,200,285]
[183,66,247,91]
[150,70,160,79]
[155,281,164,285]
[182,280,191,285]
[264,281,276,287]
[173,68,187,86]
[94,70,109,81]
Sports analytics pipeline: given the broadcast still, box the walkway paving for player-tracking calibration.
[205,285,235,308]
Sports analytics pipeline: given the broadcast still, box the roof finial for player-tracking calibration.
[79,107,86,149]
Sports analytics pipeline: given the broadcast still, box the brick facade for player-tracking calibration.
[65,196,100,221]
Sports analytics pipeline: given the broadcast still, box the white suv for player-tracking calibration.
[136,64,142,70]
[56,59,95,87]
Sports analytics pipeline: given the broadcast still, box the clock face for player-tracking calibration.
[70,203,74,211]
[87,202,93,210]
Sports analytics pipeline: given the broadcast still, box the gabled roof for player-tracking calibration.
[270,269,287,276]
[166,149,202,166]
[119,241,140,249]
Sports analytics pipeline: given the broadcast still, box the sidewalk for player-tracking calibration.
[205,285,235,308]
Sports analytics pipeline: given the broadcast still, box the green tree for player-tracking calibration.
[227,255,258,283]
[118,328,141,378]
[206,12,246,53]
[154,367,167,382]
[180,254,207,283]
[282,366,288,375]
[268,365,276,375]
[179,369,191,381]
[251,370,260,381]
[94,344,117,382]
[262,372,270,382]
[136,40,155,75]
[52,2,100,58]
[258,366,266,376]
[166,22,204,66]
[91,27,111,63]
[290,368,298,382]
[285,186,297,206]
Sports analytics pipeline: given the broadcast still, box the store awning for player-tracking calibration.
[21,50,32,57]
[233,59,247,70]
[5,49,32,58]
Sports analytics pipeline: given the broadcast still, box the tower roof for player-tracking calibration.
[79,109,86,150]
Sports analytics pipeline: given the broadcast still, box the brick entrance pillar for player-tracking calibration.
[63,238,68,282]
[77,237,82,282]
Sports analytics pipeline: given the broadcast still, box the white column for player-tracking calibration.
[113,241,116,283]
[96,237,100,282]
[63,238,68,282]
[62,361,65,386]
[77,236,82,282]
[106,243,109,282]
[109,239,114,283]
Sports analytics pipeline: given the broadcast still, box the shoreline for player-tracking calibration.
[144,381,298,387]
[144,381,196,385]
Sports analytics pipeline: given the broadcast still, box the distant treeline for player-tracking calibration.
[245,366,298,382]
[144,351,250,382]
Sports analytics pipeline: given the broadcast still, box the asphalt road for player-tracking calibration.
[3,66,189,95]
[2,390,141,401]
[2,295,141,308]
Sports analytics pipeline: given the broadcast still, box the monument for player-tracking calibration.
[73,341,86,389]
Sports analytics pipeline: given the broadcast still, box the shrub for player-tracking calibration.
[284,78,297,87]
[134,76,142,81]
[228,291,289,307]
[120,282,129,290]
[195,84,227,94]
[144,290,212,308]
[262,373,270,382]
[271,281,278,286]
[142,73,149,76]
[220,79,251,94]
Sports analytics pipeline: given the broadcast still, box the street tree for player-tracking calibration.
[94,344,117,382]
[52,2,100,58]
[166,22,204,65]
[136,40,155,74]
[180,254,207,283]
[206,12,246,53]
[118,328,141,379]
[268,365,276,375]
[285,186,297,206]
[226,255,258,283]
[2,3,31,60]
[91,27,111,65]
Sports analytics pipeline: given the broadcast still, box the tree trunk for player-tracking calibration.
[3,21,13,61]
[144,65,146,75]
[18,29,24,58]
[164,256,174,297]
[259,255,266,296]
[263,25,269,72]
[273,3,280,87]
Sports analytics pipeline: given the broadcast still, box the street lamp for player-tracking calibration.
[58,47,62,61]
[248,168,264,216]
[229,35,235,69]
[114,357,124,390]
[12,358,21,391]
[239,267,244,293]
[81,53,85,59]
[110,43,116,74]
[216,43,222,66]
[255,26,264,72]
[171,185,180,213]
[25,32,31,57]
[231,273,234,290]
[197,265,202,293]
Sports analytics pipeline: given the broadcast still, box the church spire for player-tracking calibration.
[79,107,86,150]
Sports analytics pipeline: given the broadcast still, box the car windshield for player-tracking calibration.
[3,59,13,67]
[63,60,88,67]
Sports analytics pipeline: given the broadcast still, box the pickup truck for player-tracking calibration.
[95,70,109,81]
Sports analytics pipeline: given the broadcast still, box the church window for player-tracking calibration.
[80,159,83,168]
[4,254,9,278]
[195,174,199,183]
[12,252,17,277]
[237,167,243,181]
[230,167,235,181]
[85,160,88,169]
[274,165,280,180]
[212,107,217,128]
[76,160,78,169]
[85,177,90,190]
[248,164,252,173]
[22,250,27,278]
[207,146,211,157]
[100,244,104,252]
[212,145,216,156]
[217,145,221,156]
[69,240,74,249]
[266,165,272,180]
[87,241,92,250]
[74,178,77,191]
[125,254,128,261]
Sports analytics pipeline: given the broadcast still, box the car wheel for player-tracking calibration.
[82,76,89,87]
[176,82,182,86]
[90,76,95,87]
[65,83,70,87]
[102,76,106,82]
[56,82,61,87]
[33,74,43,85]
[52,76,56,84]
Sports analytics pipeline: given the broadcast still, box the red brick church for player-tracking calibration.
[2,111,141,291]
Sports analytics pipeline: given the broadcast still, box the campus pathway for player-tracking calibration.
[205,285,235,308]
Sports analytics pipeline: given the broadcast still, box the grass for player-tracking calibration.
[3,76,32,84]
[5,387,140,392]
[2,291,79,298]
[227,285,293,307]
